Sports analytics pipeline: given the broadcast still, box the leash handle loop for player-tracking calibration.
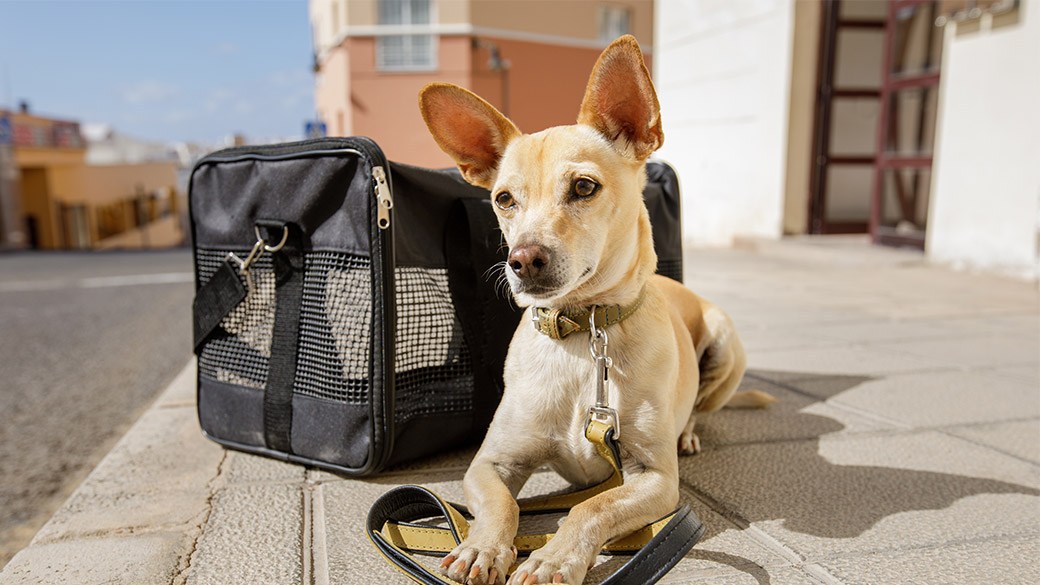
[367,485,705,585]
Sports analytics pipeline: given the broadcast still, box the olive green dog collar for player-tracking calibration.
[532,288,646,340]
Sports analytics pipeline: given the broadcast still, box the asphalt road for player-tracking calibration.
[0,249,195,566]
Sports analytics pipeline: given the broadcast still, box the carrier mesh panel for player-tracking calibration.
[392,267,472,425]
[197,251,275,389]
[657,258,683,283]
[195,249,473,425]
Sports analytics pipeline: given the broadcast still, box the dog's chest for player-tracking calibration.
[513,336,618,485]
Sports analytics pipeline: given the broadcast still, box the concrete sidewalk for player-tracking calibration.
[2,237,1038,584]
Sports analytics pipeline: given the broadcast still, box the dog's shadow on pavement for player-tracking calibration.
[652,368,1040,583]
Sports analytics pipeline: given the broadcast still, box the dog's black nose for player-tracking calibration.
[508,244,550,280]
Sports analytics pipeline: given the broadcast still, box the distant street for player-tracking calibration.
[0,249,195,566]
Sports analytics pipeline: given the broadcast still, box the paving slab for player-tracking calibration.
[0,533,189,585]
[818,533,1040,585]
[747,344,947,379]
[222,450,307,485]
[31,405,223,543]
[185,483,304,585]
[695,378,896,449]
[797,319,958,344]
[994,364,1040,385]
[945,419,1040,464]
[680,430,1040,562]
[795,369,1039,428]
[880,335,1039,370]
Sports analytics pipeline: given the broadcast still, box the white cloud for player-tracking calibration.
[120,80,178,105]
[212,42,240,56]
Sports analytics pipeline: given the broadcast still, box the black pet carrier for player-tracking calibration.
[189,137,682,476]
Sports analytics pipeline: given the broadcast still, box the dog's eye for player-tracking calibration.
[494,191,515,210]
[573,178,599,199]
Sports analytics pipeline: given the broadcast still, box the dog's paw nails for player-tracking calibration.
[442,541,514,584]
[678,432,701,456]
[507,570,527,585]
[511,554,585,585]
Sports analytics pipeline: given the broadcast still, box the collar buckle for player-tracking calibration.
[532,307,581,340]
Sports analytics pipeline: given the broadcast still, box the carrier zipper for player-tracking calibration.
[372,165,393,230]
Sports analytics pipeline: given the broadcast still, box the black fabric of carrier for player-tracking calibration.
[189,137,684,476]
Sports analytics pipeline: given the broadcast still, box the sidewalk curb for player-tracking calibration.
[0,359,222,585]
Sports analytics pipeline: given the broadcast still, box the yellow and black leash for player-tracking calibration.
[366,419,706,585]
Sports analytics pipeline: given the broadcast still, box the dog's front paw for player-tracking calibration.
[507,549,588,585]
[439,540,517,585]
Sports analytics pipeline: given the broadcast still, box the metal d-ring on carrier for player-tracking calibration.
[587,307,621,440]
[225,225,290,290]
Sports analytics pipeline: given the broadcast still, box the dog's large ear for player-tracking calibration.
[419,83,520,188]
[577,35,663,160]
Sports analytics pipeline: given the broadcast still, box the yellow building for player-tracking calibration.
[0,107,182,250]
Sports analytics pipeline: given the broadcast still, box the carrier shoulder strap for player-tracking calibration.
[262,221,304,454]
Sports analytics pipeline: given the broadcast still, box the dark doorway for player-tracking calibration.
[809,0,887,235]
[809,0,942,249]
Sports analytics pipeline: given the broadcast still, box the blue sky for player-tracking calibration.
[0,0,315,144]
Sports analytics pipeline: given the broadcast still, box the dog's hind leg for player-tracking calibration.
[695,304,777,411]
[678,414,701,455]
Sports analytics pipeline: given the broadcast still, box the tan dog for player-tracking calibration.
[419,35,772,585]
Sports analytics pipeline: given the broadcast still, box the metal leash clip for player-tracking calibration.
[225,225,289,291]
[587,307,620,440]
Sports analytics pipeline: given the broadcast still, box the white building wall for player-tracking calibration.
[927,2,1040,279]
[654,0,794,246]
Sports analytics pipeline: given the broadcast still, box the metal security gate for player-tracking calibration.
[810,0,888,234]
[871,0,943,248]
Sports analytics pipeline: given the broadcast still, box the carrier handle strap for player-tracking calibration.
[191,257,247,354]
[261,220,304,454]
[367,421,705,585]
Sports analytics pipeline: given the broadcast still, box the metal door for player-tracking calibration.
[871,0,943,248]
[810,0,888,234]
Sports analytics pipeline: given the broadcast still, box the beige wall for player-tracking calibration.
[49,163,176,205]
[782,0,820,234]
[347,33,651,166]
[20,162,177,249]
[347,36,472,167]
[470,0,652,45]
[14,147,85,168]
[476,37,635,134]
[316,44,353,136]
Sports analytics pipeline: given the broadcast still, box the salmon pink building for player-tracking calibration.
[309,0,653,167]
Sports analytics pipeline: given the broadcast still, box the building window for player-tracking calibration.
[377,0,435,71]
[599,5,631,42]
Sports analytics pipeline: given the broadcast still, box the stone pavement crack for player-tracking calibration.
[172,450,229,585]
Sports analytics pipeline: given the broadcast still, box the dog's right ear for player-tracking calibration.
[419,83,520,189]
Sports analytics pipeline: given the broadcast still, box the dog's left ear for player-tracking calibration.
[578,35,663,160]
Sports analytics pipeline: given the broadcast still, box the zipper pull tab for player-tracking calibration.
[373,166,393,230]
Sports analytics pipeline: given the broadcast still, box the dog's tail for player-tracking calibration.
[724,390,777,409]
